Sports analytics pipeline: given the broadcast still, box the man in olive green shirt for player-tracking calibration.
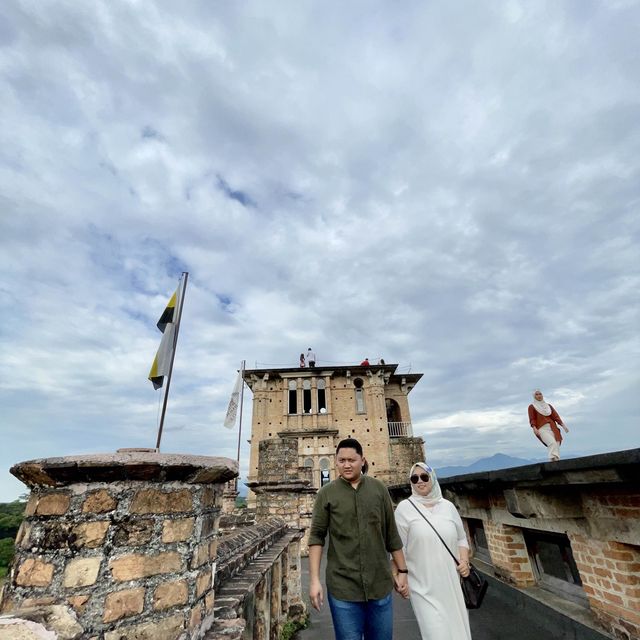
[308,438,409,640]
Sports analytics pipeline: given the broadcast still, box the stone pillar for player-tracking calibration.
[1,451,237,640]
[222,480,239,514]
[285,538,306,622]
[254,574,270,640]
[569,533,640,639]
[269,556,282,640]
[484,521,536,587]
[246,438,317,555]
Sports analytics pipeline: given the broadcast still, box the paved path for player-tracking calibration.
[297,555,574,640]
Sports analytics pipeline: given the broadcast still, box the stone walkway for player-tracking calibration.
[297,555,603,640]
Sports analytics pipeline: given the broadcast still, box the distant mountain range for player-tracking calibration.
[437,453,538,478]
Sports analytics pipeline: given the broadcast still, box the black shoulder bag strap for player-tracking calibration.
[408,498,460,567]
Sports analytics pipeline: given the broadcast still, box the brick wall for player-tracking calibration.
[442,449,640,640]
[484,521,536,587]
[569,534,640,639]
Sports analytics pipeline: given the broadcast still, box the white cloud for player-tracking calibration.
[1,0,639,500]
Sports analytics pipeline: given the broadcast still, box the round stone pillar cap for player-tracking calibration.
[11,451,238,487]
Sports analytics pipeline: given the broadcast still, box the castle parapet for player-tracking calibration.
[1,450,237,639]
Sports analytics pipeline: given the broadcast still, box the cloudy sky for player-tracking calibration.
[1,1,638,501]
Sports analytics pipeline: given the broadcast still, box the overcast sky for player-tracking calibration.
[1,1,638,501]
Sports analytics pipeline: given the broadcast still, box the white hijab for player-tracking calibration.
[410,462,443,507]
[531,389,551,416]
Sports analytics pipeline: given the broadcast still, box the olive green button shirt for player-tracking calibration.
[308,474,403,602]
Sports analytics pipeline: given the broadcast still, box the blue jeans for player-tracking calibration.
[327,592,393,640]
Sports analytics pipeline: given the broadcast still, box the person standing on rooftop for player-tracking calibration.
[528,389,569,461]
[307,347,316,367]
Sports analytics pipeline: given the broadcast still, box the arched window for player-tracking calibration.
[288,380,297,414]
[317,379,327,413]
[303,379,312,413]
[303,457,314,468]
[353,378,365,413]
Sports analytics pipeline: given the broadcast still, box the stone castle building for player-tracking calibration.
[243,362,426,510]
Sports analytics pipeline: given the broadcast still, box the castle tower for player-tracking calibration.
[243,363,425,508]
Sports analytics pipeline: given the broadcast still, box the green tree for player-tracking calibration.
[0,500,25,539]
[0,538,14,569]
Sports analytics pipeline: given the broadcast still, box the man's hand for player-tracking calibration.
[309,578,324,611]
[393,573,409,599]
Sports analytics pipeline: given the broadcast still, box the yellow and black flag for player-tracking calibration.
[148,278,184,389]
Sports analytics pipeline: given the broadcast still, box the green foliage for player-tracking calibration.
[0,566,7,580]
[235,496,247,508]
[279,614,310,640]
[0,501,25,572]
[0,500,26,539]
[0,538,14,568]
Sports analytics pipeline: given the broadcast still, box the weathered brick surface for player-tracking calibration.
[14,521,31,548]
[82,489,117,513]
[189,601,203,631]
[16,558,54,587]
[191,542,210,569]
[112,518,155,546]
[103,587,145,622]
[484,521,536,587]
[110,552,182,581]
[63,557,102,587]
[103,613,185,640]
[130,488,193,514]
[28,492,71,516]
[67,594,90,613]
[73,521,109,548]
[162,517,195,543]
[196,567,212,598]
[153,579,188,610]
[569,533,640,639]
[202,486,221,508]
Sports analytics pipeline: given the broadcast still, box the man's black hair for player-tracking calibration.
[336,437,363,457]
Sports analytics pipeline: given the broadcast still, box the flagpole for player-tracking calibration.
[234,359,246,491]
[155,272,189,450]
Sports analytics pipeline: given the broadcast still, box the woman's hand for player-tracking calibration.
[456,561,471,578]
[393,573,410,599]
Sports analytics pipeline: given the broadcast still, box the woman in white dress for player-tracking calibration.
[394,462,472,640]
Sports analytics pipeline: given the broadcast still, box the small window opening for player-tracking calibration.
[288,380,297,414]
[317,379,327,412]
[354,378,365,413]
[303,379,312,413]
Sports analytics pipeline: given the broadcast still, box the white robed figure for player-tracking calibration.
[394,463,472,640]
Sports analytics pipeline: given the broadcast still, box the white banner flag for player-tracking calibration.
[223,371,243,429]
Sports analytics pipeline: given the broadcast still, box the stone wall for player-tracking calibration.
[0,452,236,640]
[246,438,316,555]
[207,519,306,640]
[441,449,640,640]
[385,437,427,485]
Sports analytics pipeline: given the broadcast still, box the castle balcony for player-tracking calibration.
[388,420,413,437]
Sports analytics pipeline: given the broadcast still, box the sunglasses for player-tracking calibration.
[410,473,430,484]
